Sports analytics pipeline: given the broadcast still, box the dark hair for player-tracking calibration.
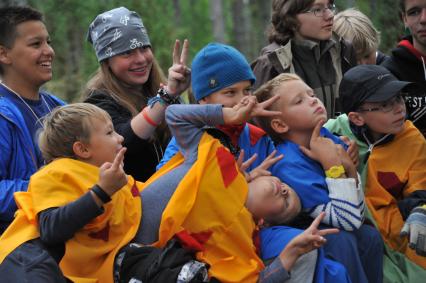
[0,6,43,75]
[267,0,335,45]
[399,0,406,13]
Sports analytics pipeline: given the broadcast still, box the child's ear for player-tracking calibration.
[72,141,91,159]
[270,118,289,134]
[348,111,366,127]
[0,45,12,65]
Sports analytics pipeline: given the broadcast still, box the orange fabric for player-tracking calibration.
[144,133,264,283]
[0,158,142,283]
[365,121,426,268]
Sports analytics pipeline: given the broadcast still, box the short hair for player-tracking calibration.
[254,73,302,142]
[0,6,43,75]
[399,0,406,13]
[267,0,335,45]
[38,103,111,163]
[334,8,380,59]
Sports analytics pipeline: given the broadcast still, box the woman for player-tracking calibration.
[84,7,190,181]
[252,0,357,118]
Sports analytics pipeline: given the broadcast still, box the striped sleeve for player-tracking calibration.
[307,174,364,231]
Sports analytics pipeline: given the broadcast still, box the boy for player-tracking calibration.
[334,8,387,65]
[255,73,383,283]
[0,6,64,234]
[0,102,335,283]
[381,0,426,137]
[157,43,282,179]
[325,64,426,280]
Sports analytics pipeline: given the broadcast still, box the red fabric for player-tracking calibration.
[399,39,426,60]
[247,123,266,146]
[217,124,245,147]
[377,171,405,200]
[131,182,139,197]
[88,222,110,242]
[216,147,238,188]
[252,228,261,256]
[175,230,213,252]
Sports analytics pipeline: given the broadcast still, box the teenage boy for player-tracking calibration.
[0,6,64,234]
[381,0,426,137]
[326,64,426,281]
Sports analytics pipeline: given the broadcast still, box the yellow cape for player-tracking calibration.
[143,133,264,283]
[0,158,142,283]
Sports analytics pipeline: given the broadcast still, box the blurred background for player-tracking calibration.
[1,0,404,102]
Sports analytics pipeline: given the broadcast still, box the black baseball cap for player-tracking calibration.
[339,65,415,113]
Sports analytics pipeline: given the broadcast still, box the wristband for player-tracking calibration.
[325,165,345,178]
[92,184,112,203]
[157,87,180,105]
[142,107,159,127]
[147,95,166,108]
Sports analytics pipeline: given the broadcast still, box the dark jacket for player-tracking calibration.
[85,91,166,181]
[381,36,426,136]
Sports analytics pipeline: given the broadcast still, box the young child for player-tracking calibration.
[84,7,191,181]
[0,102,335,283]
[334,8,387,65]
[0,6,65,234]
[255,73,384,283]
[157,43,282,180]
[325,64,426,280]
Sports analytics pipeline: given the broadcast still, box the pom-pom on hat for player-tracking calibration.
[87,7,151,62]
[191,43,256,101]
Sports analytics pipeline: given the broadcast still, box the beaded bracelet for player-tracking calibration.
[91,184,111,203]
[157,87,181,105]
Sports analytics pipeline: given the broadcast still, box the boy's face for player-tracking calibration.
[199,80,252,107]
[274,79,327,133]
[295,0,335,41]
[402,0,426,53]
[357,50,377,65]
[0,20,54,87]
[246,176,301,224]
[84,117,124,167]
[107,47,153,86]
[349,95,407,139]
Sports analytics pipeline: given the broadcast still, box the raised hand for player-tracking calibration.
[299,120,341,170]
[250,95,281,118]
[166,39,191,95]
[279,212,339,271]
[340,135,359,167]
[98,147,128,196]
[247,150,283,181]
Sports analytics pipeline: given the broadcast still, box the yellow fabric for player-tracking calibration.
[0,158,142,283]
[144,133,264,283]
[365,121,426,268]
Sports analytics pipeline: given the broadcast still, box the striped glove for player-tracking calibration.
[400,204,426,256]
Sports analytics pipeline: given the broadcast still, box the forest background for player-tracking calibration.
[2,0,405,102]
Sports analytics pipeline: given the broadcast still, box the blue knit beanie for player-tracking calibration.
[191,43,256,101]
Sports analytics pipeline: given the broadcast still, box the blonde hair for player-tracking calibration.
[83,56,170,145]
[38,103,111,163]
[254,73,303,142]
[334,8,380,60]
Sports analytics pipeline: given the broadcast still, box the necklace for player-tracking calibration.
[1,82,52,128]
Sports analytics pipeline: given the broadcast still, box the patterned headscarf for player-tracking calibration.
[87,7,151,62]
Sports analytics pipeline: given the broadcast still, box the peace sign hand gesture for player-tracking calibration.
[166,39,191,96]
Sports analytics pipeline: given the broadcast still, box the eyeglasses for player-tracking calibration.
[357,95,405,113]
[303,3,336,17]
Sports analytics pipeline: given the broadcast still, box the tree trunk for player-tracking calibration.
[210,0,225,43]
[172,0,181,26]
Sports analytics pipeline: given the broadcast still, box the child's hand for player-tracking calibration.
[337,145,358,181]
[340,136,359,167]
[224,96,257,125]
[300,120,342,170]
[279,212,339,271]
[98,147,128,196]
[166,39,190,95]
[249,95,282,118]
[246,150,284,181]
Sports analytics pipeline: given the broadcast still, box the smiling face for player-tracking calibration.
[402,0,426,54]
[84,117,124,167]
[0,20,54,88]
[199,80,253,107]
[107,47,153,86]
[246,176,301,224]
[295,0,335,41]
